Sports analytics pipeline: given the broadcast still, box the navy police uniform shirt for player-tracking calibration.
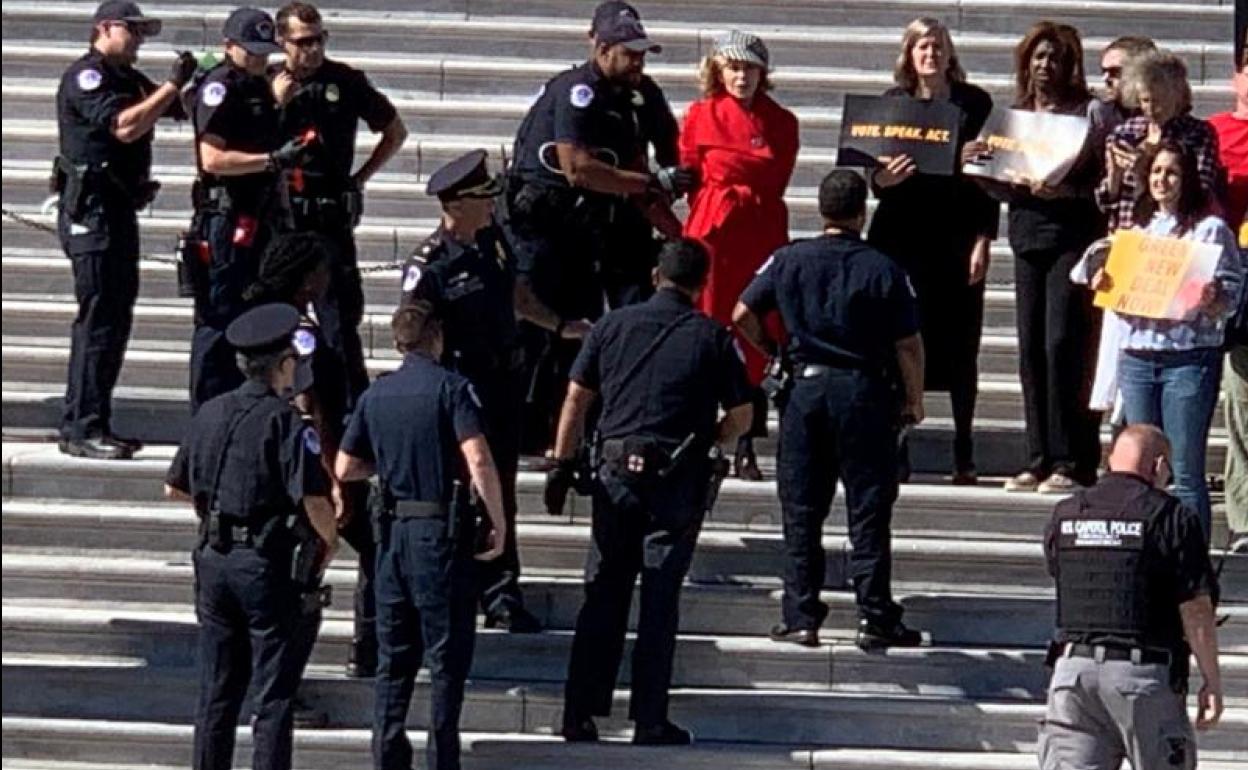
[570,287,752,445]
[635,73,678,166]
[192,63,283,211]
[739,232,920,368]
[274,58,397,193]
[340,353,486,502]
[166,379,328,520]
[1043,472,1217,650]
[399,223,519,381]
[57,49,180,190]
[511,61,645,188]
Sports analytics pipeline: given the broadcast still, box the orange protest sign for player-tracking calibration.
[1093,229,1221,320]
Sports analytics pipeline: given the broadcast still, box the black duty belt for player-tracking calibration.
[393,500,449,520]
[1064,642,1172,665]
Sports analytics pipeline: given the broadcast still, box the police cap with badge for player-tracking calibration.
[225,303,312,391]
[590,0,661,52]
[426,149,504,203]
[222,7,282,55]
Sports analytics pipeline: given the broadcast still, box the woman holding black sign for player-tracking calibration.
[983,22,1116,495]
[867,17,998,485]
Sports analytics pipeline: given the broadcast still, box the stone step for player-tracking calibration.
[0,7,1232,81]
[0,601,1068,699]
[2,486,1243,599]
[0,445,1222,545]
[2,161,1023,246]
[4,658,1246,755]
[4,550,1247,651]
[8,718,1245,770]
[2,70,1234,136]
[0,0,1231,37]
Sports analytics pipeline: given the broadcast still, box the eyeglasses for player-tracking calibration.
[287,31,328,49]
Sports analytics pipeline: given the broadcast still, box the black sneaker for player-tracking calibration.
[560,714,598,742]
[58,436,132,460]
[633,721,693,746]
[484,605,542,634]
[768,623,820,647]
[856,618,924,651]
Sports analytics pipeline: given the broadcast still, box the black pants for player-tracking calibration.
[58,201,140,440]
[310,229,369,409]
[776,369,902,629]
[189,209,273,412]
[474,371,526,615]
[564,461,706,727]
[193,544,316,770]
[601,204,659,311]
[340,484,377,650]
[1014,248,1102,482]
[373,516,477,770]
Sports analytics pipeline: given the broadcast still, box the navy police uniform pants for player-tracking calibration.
[563,462,706,727]
[309,228,368,409]
[474,371,526,616]
[777,368,904,629]
[58,201,140,441]
[189,209,273,412]
[192,544,316,770]
[374,516,477,770]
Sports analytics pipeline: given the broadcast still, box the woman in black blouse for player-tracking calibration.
[868,17,999,485]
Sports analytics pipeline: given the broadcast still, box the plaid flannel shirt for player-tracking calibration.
[1094,113,1224,233]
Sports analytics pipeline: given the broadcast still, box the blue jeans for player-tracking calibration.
[1118,348,1222,538]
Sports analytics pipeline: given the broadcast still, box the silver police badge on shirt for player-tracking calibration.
[402,264,422,292]
[77,68,103,92]
[202,82,227,107]
[570,83,594,109]
[325,83,340,103]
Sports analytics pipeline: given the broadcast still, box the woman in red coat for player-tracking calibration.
[681,30,799,479]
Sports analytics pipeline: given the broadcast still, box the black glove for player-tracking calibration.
[653,165,698,197]
[268,135,310,171]
[168,51,198,89]
[544,459,577,516]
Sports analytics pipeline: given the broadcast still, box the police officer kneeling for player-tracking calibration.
[56,0,195,459]
[546,238,754,745]
[1039,424,1223,770]
[164,303,337,770]
[334,302,508,770]
[733,169,926,650]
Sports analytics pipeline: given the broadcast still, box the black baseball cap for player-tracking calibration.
[222,7,281,55]
[591,1,660,53]
[93,0,162,36]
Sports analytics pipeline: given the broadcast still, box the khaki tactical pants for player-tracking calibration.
[1038,655,1195,770]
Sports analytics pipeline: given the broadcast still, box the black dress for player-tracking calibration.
[867,81,999,471]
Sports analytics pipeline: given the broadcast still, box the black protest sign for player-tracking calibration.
[961,107,1089,186]
[835,95,963,176]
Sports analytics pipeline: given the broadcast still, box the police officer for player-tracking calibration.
[1038,424,1223,770]
[334,303,507,770]
[273,1,408,405]
[55,0,195,459]
[400,150,589,633]
[586,0,682,309]
[164,302,337,770]
[188,7,311,411]
[506,3,694,452]
[243,233,377,677]
[733,169,927,650]
[546,238,753,745]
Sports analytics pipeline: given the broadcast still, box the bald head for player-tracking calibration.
[1108,424,1172,483]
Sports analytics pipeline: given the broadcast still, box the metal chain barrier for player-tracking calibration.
[1,205,408,274]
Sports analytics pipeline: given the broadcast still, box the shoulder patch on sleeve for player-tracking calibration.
[402,263,423,292]
[201,81,227,107]
[76,68,103,92]
[755,254,776,275]
[570,83,594,109]
[302,426,322,455]
[292,328,317,356]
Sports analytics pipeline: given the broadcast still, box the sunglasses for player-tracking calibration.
[287,31,328,49]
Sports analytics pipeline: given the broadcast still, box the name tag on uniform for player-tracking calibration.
[444,274,485,301]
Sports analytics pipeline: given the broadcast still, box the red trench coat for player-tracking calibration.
[680,91,799,383]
